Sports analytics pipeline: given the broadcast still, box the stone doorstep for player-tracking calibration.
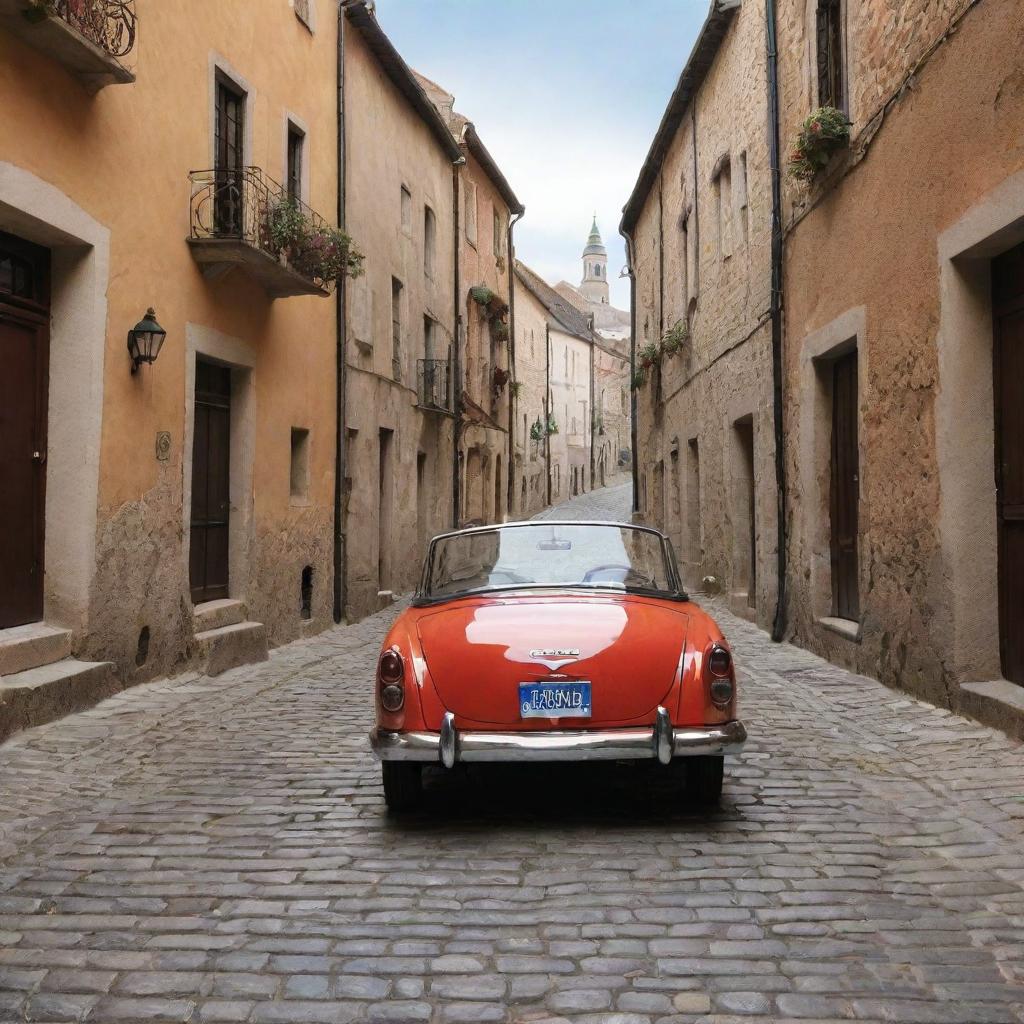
[192,598,247,633]
[194,620,269,677]
[0,659,120,745]
[958,679,1024,743]
[0,621,72,676]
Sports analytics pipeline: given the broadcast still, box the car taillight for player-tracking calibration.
[707,644,733,706]
[379,649,404,711]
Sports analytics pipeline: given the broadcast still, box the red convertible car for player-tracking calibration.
[369,521,746,811]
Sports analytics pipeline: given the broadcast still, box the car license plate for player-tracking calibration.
[519,681,592,719]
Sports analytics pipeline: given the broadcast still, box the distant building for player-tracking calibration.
[555,219,631,346]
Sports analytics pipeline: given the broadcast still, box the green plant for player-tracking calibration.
[510,380,523,399]
[492,321,510,343]
[267,196,308,254]
[638,341,662,370]
[546,414,559,436]
[788,106,851,182]
[487,296,510,319]
[470,285,495,307]
[661,319,689,356]
[530,417,546,442]
[632,366,647,390]
[290,224,364,283]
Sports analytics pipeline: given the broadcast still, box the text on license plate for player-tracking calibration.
[519,681,592,718]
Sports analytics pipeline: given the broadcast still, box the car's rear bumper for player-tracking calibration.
[369,708,746,767]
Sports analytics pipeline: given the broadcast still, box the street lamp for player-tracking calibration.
[127,307,167,374]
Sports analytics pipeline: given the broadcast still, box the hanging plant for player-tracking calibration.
[492,321,510,344]
[530,417,546,442]
[509,380,523,399]
[470,285,495,307]
[546,414,559,436]
[638,341,662,370]
[661,320,689,356]
[631,366,647,390]
[290,224,364,283]
[788,106,851,182]
[267,196,309,254]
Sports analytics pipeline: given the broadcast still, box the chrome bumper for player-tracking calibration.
[369,708,746,767]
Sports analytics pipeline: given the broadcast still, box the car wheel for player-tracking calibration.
[382,762,422,813]
[686,755,724,806]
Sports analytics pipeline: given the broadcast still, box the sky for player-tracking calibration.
[374,0,709,309]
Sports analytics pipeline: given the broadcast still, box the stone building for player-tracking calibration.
[774,0,1024,735]
[414,72,525,528]
[621,0,779,626]
[340,1,463,620]
[0,0,345,720]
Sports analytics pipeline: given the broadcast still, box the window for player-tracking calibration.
[465,179,478,245]
[391,278,403,382]
[493,207,503,258]
[401,185,412,234]
[714,157,733,260]
[736,152,749,247]
[286,123,304,200]
[686,438,701,564]
[817,0,846,111]
[214,76,245,234]
[423,315,435,361]
[424,205,436,279]
[679,208,690,305]
[290,427,310,502]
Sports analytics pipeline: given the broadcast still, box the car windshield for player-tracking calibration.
[420,523,680,602]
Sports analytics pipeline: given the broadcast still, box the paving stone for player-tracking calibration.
[0,482,1022,1023]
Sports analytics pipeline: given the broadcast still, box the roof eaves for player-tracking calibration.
[464,123,525,217]
[343,1,464,163]
[619,0,739,236]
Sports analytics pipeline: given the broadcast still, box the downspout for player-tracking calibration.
[766,0,788,642]
[506,211,523,517]
[451,159,464,528]
[588,337,595,491]
[545,323,552,507]
[333,4,348,623]
[622,231,639,514]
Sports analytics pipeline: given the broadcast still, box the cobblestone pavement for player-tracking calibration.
[1,484,1024,1023]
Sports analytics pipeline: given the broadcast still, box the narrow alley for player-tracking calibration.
[0,484,1022,1024]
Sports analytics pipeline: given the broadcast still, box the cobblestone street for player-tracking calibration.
[0,483,1023,1023]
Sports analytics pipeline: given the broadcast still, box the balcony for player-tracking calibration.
[417,359,452,414]
[187,167,341,300]
[0,0,136,91]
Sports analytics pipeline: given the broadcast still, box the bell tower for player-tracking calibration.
[579,215,610,305]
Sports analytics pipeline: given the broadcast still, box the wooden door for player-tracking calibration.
[993,241,1024,685]
[0,234,50,629]
[830,350,860,621]
[190,360,231,605]
[214,78,244,235]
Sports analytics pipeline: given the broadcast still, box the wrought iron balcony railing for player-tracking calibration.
[187,167,338,299]
[417,359,452,413]
[51,0,135,57]
[0,0,136,89]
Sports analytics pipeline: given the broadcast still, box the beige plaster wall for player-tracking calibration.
[0,1,340,677]
[777,0,1024,705]
[342,24,456,620]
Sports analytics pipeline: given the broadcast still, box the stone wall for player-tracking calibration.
[629,0,778,627]
[512,280,551,519]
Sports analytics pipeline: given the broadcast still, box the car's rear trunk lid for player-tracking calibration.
[417,595,687,726]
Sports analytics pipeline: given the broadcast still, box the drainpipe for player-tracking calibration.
[766,0,788,642]
[588,337,595,491]
[332,4,348,624]
[621,231,639,514]
[451,160,464,529]
[506,211,523,517]
[545,323,552,507]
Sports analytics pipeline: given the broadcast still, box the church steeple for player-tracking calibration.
[580,215,609,305]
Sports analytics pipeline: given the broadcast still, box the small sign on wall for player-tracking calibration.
[156,431,171,462]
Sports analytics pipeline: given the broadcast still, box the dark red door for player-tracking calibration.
[0,234,50,629]
[190,359,231,605]
[830,350,859,621]
[993,241,1024,685]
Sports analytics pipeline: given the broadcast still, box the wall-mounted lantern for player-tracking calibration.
[127,308,167,374]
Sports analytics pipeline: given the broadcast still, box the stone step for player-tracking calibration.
[0,659,120,745]
[195,621,268,677]
[0,622,73,677]
[193,598,247,633]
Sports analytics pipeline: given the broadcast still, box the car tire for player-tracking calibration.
[686,755,724,806]
[382,762,422,813]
